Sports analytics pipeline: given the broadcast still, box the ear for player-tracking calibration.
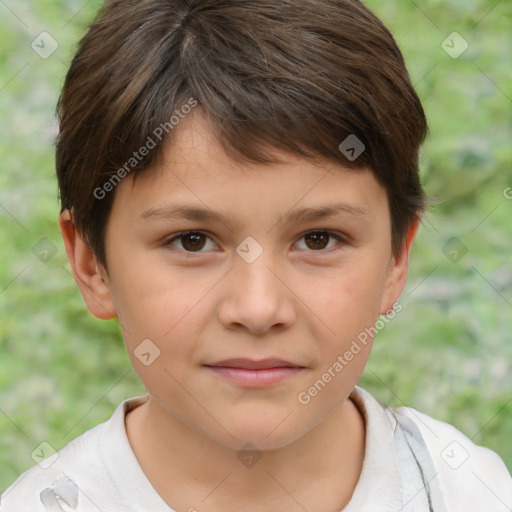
[59,210,117,320]
[379,217,421,315]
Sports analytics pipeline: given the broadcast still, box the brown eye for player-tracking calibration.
[305,232,329,250]
[181,233,206,251]
[166,232,216,253]
[295,231,344,252]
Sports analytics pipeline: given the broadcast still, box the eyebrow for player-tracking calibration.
[139,201,368,230]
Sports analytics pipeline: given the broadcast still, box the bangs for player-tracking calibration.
[56,0,427,265]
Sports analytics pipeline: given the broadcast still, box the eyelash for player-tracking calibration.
[163,230,347,255]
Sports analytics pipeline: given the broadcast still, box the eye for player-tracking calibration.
[164,231,218,253]
[294,230,346,252]
[164,230,346,255]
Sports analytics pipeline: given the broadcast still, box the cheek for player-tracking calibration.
[305,257,387,339]
[107,255,218,350]
[292,263,386,412]
[299,256,388,384]
[102,238,201,393]
[111,267,213,397]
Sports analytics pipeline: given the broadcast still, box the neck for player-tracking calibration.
[125,394,365,511]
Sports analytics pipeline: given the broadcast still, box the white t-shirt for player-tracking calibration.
[1,386,511,511]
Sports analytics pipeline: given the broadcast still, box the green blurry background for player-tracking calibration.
[1,0,511,491]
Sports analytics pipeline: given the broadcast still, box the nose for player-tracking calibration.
[217,250,296,335]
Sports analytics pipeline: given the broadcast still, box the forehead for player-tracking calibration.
[113,109,389,228]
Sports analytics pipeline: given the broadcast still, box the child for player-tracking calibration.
[2,0,511,510]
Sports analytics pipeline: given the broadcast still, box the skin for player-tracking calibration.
[60,108,419,511]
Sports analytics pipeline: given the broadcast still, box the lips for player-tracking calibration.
[204,358,304,369]
[204,359,305,387]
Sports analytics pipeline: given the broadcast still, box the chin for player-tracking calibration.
[216,410,308,451]
[217,430,304,453]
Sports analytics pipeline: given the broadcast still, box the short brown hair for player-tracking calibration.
[56,0,428,268]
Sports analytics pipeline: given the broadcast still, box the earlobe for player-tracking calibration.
[59,210,117,320]
[379,217,421,315]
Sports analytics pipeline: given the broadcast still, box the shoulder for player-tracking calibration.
[392,403,512,511]
[0,396,147,512]
[1,422,106,511]
[350,386,512,511]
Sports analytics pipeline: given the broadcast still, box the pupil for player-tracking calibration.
[183,233,204,251]
[306,232,328,250]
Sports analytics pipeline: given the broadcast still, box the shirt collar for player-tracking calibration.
[100,387,403,511]
[99,392,174,511]
[342,385,403,511]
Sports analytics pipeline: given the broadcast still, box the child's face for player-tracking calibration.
[68,109,415,451]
